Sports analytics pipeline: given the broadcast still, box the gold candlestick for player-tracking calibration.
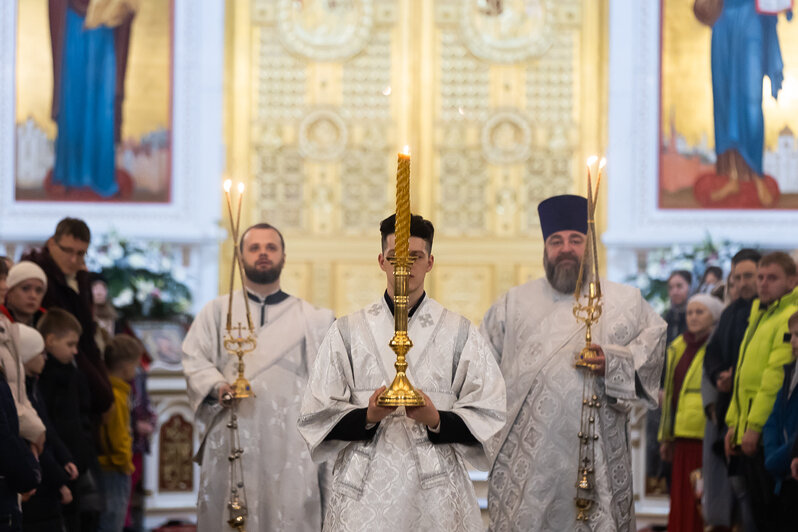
[377,147,425,407]
[573,156,605,370]
[572,156,605,522]
[221,178,258,532]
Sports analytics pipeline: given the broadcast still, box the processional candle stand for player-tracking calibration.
[572,156,605,522]
[221,179,257,531]
[377,147,425,408]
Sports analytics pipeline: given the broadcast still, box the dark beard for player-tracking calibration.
[544,251,582,294]
[243,258,284,285]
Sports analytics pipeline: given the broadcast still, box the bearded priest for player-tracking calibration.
[182,223,335,532]
[482,195,666,531]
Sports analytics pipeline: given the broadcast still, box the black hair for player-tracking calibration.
[731,248,762,266]
[668,269,693,286]
[703,266,723,282]
[379,214,434,254]
[239,223,285,253]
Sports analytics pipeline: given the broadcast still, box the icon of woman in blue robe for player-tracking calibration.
[707,0,785,206]
[48,0,136,198]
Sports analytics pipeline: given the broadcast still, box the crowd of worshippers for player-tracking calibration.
[648,252,798,532]
[6,201,798,532]
[0,218,156,532]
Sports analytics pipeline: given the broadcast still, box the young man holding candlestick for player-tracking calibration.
[182,222,335,532]
[298,213,506,532]
[481,194,666,531]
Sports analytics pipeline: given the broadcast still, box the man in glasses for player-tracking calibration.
[22,217,113,530]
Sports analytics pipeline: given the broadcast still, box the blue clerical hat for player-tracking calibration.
[537,194,588,241]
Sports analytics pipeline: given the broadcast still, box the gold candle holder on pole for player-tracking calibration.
[221,179,257,531]
[377,147,425,408]
[572,156,605,521]
[572,156,605,371]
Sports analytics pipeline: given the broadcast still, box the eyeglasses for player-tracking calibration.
[54,241,88,260]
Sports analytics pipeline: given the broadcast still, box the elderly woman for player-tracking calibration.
[659,293,724,532]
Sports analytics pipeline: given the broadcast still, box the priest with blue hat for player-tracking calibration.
[481,194,667,531]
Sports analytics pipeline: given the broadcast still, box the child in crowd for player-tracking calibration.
[17,323,79,532]
[37,308,102,532]
[1,262,48,326]
[97,334,142,532]
[762,310,798,530]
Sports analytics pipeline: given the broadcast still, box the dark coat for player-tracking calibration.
[0,373,41,520]
[37,354,98,476]
[703,297,753,430]
[22,375,74,526]
[21,246,113,415]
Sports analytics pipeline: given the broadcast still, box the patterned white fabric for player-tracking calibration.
[298,296,506,532]
[481,278,665,532]
[182,292,334,532]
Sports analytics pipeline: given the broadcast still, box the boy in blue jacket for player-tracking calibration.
[763,310,798,530]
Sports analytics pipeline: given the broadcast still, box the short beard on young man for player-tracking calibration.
[244,257,284,285]
[544,251,582,294]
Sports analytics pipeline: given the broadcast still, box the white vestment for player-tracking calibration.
[481,278,665,532]
[298,296,506,532]
[182,291,334,532]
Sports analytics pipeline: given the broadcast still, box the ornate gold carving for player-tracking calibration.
[158,414,194,492]
[460,0,557,64]
[298,109,349,161]
[433,265,494,324]
[276,0,375,61]
[334,263,386,316]
[481,110,532,164]
[253,147,305,230]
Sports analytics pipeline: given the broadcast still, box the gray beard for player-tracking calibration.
[544,252,581,294]
[244,259,284,285]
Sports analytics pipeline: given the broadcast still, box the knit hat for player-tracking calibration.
[16,323,45,364]
[6,261,47,291]
[688,293,724,323]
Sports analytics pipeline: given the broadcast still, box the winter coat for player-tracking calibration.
[726,289,798,444]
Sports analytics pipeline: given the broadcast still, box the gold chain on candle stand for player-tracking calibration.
[377,149,425,407]
[572,157,605,521]
[221,180,257,531]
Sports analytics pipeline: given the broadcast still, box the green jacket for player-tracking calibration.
[658,334,707,441]
[725,288,798,444]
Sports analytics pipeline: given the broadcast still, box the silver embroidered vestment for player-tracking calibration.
[182,291,334,532]
[481,278,665,532]
[298,296,506,532]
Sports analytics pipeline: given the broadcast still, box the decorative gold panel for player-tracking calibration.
[432,265,494,323]
[280,261,312,303]
[333,262,387,317]
[224,0,608,320]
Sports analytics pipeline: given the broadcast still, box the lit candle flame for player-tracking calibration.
[401,145,410,156]
[237,182,245,194]
[586,155,598,167]
[224,179,232,192]
[599,157,607,170]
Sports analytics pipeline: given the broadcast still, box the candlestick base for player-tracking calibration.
[377,372,425,406]
[575,345,601,371]
[232,375,252,399]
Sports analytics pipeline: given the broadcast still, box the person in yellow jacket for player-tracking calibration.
[724,251,798,532]
[660,293,724,532]
[98,334,143,532]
